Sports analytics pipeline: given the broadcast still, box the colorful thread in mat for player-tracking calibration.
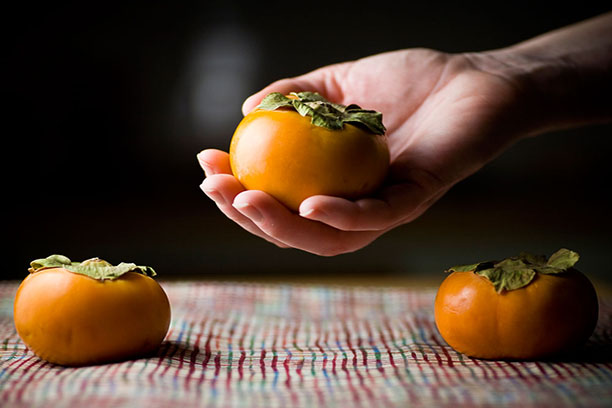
[0,281,611,407]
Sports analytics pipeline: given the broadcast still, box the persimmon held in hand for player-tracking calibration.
[434,249,599,360]
[229,92,390,212]
[13,255,171,366]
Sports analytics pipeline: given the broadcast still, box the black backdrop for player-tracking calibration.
[6,1,612,282]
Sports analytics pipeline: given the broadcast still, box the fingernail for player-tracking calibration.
[198,160,214,177]
[241,95,256,115]
[195,151,213,174]
[233,202,263,222]
[200,184,226,205]
[300,207,325,219]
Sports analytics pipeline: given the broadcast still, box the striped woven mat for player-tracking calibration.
[1,280,611,407]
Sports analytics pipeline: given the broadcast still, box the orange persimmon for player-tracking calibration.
[229,92,390,212]
[434,249,598,360]
[13,255,171,366]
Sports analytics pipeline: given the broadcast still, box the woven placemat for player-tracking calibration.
[0,280,611,407]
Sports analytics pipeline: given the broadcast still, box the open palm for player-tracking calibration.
[198,49,525,255]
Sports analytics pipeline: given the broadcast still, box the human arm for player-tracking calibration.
[466,11,612,133]
[198,12,612,256]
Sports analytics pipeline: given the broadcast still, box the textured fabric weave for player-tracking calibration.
[0,280,611,407]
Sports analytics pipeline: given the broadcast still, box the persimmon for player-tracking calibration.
[434,249,599,360]
[229,92,390,212]
[13,255,171,366]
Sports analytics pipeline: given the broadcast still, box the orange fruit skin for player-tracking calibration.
[229,110,390,212]
[13,268,171,366]
[434,270,598,360]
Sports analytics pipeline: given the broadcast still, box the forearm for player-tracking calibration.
[472,12,612,136]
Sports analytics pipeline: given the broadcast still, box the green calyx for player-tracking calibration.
[256,92,386,135]
[29,254,156,281]
[446,248,580,293]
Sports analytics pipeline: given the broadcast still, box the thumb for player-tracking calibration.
[241,68,343,115]
[241,78,313,115]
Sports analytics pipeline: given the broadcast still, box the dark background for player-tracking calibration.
[6,2,612,284]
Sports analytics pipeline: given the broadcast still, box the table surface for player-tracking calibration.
[1,279,611,407]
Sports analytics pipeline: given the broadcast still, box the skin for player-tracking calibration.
[198,13,612,256]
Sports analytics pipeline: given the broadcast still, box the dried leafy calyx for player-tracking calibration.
[257,92,386,135]
[446,248,580,293]
[29,254,156,281]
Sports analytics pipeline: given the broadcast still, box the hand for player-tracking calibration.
[197,13,612,256]
[198,49,527,255]
[197,49,528,255]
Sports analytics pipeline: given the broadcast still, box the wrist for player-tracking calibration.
[465,13,612,136]
[463,48,570,137]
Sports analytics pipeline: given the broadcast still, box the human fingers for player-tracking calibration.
[298,182,443,231]
[200,174,289,248]
[232,190,381,256]
[196,149,232,176]
[298,196,394,232]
